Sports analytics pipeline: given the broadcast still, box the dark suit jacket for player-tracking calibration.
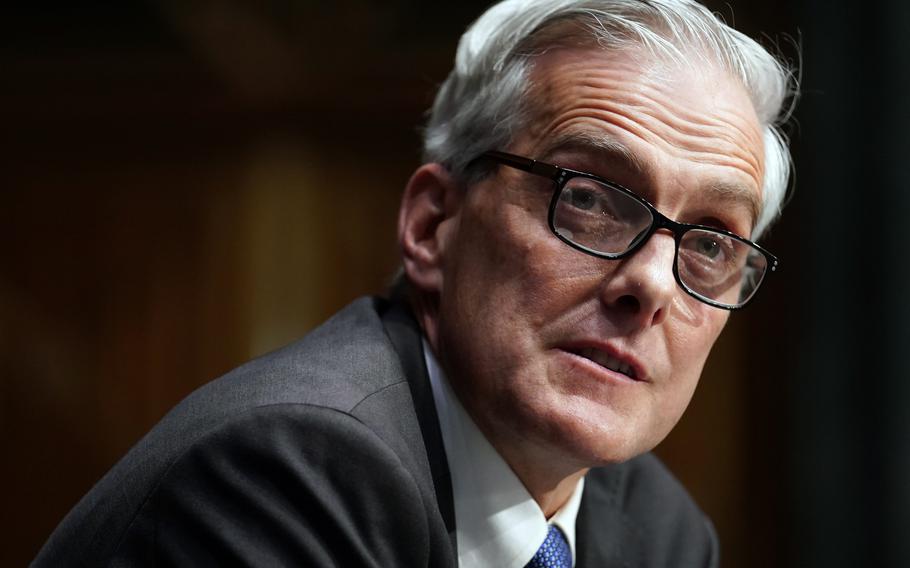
[35,296,718,567]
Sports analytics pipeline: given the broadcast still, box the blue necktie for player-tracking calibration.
[525,524,572,568]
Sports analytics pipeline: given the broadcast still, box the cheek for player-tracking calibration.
[662,307,728,399]
[452,202,567,315]
[669,292,729,351]
[439,205,585,388]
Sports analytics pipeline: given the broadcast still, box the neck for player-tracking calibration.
[406,287,441,353]
[492,438,589,518]
[528,468,588,519]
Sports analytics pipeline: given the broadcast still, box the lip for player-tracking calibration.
[555,341,649,383]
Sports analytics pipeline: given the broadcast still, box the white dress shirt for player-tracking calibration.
[423,340,584,568]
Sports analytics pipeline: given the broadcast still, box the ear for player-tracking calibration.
[397,163,464,294]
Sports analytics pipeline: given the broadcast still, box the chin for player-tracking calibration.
[567,428,654,467]
[523,399,663,468]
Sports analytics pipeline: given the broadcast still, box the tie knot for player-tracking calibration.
[525,524,572,568]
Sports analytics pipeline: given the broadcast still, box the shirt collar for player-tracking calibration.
[423,339,583,568]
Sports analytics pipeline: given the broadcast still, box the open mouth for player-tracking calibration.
[566,347,639,381]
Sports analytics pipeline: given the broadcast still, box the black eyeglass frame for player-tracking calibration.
[479,150,779,310]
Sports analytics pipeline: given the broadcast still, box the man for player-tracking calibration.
[36,0,795,566]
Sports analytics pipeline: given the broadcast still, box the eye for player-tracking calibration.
[681,230,739,268]
[563,187,597,211]
[694,235,723,259]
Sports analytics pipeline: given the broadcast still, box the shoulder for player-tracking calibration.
[35,297,448,566]
[124,295,418,512]
[150,296,412,450]
[115,404,437,566]
[578,453,718,567]
[202,295,406,410]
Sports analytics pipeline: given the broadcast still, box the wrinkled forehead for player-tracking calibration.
[520,44,764,171]
[510,44,765,228]
[513,14,760,125]
[522,36,757,124]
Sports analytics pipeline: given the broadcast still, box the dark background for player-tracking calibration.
[3,1,908,566]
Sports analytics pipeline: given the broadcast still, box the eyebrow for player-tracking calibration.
[703,180,762,231]
[539,132,762,230]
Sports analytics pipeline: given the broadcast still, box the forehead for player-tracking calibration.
[517,46,765,224]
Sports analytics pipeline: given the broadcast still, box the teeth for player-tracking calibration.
[577,348,634,378]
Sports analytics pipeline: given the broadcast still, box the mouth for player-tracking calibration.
[562,345,643,382]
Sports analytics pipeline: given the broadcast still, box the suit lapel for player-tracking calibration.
[575,465,642,567]
[380,297,457,552]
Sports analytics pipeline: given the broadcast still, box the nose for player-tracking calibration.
[599,230,678,329]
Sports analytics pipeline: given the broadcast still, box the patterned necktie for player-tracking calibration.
[525,524,572,568]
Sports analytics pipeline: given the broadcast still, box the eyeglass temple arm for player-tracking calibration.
[482,151,561,180]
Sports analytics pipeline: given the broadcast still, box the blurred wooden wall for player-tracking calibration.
[2,2,797,565]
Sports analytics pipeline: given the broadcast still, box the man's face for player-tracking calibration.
[430,47,765,470]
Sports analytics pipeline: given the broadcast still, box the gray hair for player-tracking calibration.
[423,0,798,238]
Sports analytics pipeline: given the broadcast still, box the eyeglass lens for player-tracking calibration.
[551,176,767,307]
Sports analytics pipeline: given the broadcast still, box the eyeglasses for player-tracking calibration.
[479,150,778,310]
